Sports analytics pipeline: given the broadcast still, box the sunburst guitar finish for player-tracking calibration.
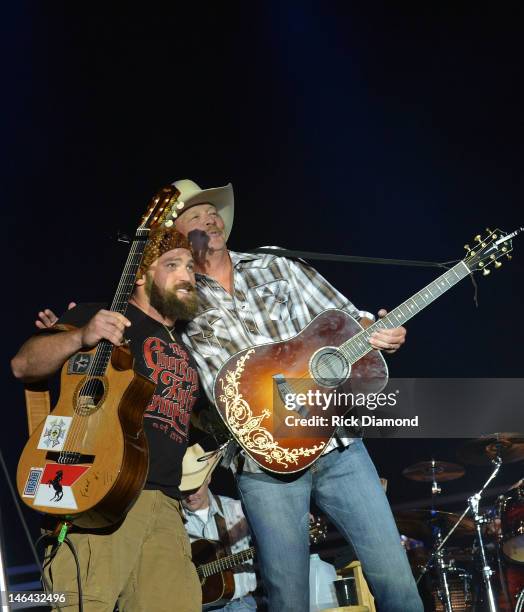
[214,309,387,474]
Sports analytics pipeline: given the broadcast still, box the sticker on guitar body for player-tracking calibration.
[22,468,44,497]
[32,464,90,510]
[37,416,73,451]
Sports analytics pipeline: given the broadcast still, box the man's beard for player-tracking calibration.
[146,279,198,321]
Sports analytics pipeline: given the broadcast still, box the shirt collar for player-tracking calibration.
[183,491,224,520]
[194,249,262,282]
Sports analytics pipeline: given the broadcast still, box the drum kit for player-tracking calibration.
[395,433,524,611]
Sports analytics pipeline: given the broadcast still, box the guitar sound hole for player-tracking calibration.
[76,378,106,416]
[309,347,350,387]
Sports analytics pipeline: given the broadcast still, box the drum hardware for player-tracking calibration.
[469,482,500,612]
[455,433,524,609]
[414,456,502,612]
[400,458,472,610]
[400,441,524,610]
[433,558,473,612]
[499,484,524,564]
[435,543,455,612]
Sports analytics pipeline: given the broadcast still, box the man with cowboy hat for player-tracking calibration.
[12,226,203,611]
[180,444,257,611]
[168,178,423,612]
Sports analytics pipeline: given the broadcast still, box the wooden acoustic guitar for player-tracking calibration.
[213,228,521,474]
[193,515,327,604]
[16,186,182,528]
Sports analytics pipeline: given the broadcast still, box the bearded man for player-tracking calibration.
[11,227,203,612]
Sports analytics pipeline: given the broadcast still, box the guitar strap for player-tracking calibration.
[247,246,451,269]
[213,496,232,554]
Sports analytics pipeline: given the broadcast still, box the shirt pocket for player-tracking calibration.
[254,279,291,322]
[185,308,232,357]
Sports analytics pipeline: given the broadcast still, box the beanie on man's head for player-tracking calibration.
[137,227,191,279]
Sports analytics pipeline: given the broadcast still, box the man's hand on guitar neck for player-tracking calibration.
[368,308,407,354]
[80,310,131,348]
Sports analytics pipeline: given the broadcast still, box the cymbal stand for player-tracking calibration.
[468,456,502,612]
[434,529,453,612]
[430,459,441,497]
[430,460,453,612]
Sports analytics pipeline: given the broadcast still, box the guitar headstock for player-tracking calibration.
[463,227,522,276]
[139,185,184,231]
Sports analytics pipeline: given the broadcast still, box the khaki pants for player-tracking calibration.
[45,490,201,612]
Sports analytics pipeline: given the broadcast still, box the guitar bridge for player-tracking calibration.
[45,451,95,465]
[273,374,308,417]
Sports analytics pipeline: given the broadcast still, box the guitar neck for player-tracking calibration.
[90,229,150,376]
[199,546,256,577]
[197,518,326,577]
[340,261,471,363]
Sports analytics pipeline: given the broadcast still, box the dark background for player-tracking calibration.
[2,3,523,570]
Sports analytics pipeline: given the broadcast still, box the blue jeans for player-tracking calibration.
[206,593,257,611]
[237,440,423,612]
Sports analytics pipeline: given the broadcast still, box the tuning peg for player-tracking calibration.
[483,268,491,276]
[486,227,492,234]
[474,235,482,242]
[506,254,513,261]
[464,244,471,251]
[494,261,502,269]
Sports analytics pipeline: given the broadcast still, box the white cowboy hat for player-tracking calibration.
[180,443,222,493]
[171,179,234,239]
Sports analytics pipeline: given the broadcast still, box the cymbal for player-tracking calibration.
[508,478,524,492]
[402,461,465,482]
[457,433,524,466]
[395,510,475,542]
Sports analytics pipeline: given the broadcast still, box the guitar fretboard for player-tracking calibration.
[339,261,471,364]
[198,546,256,578]
[89,228,149,376]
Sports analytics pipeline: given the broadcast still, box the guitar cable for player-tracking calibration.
[38,530,84,612]
[0,449,85,612]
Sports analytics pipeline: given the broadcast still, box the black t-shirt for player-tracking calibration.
[57,302,203,498]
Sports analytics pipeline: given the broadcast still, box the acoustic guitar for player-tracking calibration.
[16,186,182,528]
[213,227,521,474]
[193,515,327,604]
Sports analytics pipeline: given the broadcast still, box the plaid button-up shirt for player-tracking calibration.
[180,250,370,470]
